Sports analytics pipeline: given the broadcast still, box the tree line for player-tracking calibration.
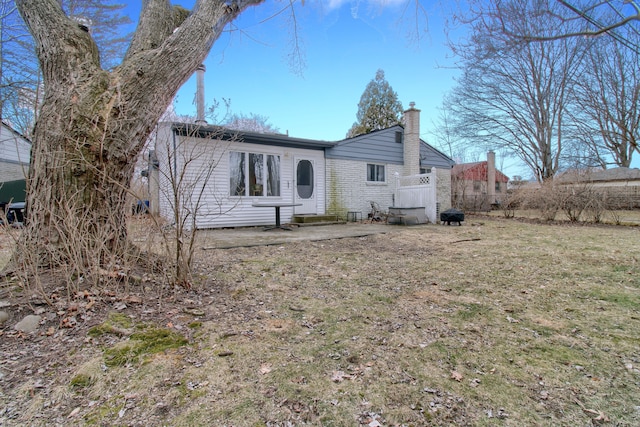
[433,0,640,182]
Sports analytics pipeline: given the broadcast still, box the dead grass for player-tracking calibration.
[2,216,640,426]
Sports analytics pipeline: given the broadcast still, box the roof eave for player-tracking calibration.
[170,122,336,150]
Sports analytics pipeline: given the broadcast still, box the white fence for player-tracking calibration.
[394,170,437,223]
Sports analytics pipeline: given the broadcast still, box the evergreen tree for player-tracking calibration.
[347,69,403,138]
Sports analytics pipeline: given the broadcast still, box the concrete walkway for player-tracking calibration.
[199,222,396,249]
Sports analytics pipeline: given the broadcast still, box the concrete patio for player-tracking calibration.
[198,222,400,249]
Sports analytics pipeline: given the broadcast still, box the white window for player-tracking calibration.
[229,151,280,197]
[367,164,385,182]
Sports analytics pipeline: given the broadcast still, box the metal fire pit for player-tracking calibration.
[440,208,464,226]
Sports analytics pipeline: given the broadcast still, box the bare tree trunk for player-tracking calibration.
[14,0,264,281]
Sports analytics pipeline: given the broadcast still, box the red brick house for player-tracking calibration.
[451,151,509,211]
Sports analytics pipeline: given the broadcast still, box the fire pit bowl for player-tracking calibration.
[440,208,464,226]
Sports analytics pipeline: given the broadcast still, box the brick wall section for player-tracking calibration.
[326,158,404,220]
[327,158,452,221]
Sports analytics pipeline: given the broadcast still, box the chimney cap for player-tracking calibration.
[409,101,416,108]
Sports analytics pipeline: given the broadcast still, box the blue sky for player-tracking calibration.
[124,1,638,178]
[172,1,456,141]
[155,2,459,140]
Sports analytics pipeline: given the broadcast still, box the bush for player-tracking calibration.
[523,182,562,221]
[499,189,524,218]
[585,191,606,223]
[513,179,620,224]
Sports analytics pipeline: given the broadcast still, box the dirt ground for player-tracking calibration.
[0,215,639,426]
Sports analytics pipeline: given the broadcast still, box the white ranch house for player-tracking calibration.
[149,105,454,228]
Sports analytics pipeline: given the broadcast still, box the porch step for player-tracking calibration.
[292,214,342,225]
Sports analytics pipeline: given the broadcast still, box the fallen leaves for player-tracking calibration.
[574,398,610,424]
[2,219,638,426]
[67,407,81,418]
[331,370,354,382]
[259,363,272,375]
[98,267,127,280]
[125,295,143,304]
[450,370,463,382]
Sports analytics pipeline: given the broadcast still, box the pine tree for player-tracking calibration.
[347,69,403,138]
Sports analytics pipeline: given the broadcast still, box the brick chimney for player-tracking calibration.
[487,150,496,203]
[403,102,420,176]
[195,64,206,124]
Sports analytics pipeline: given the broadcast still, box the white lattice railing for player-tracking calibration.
[396,173,433,187]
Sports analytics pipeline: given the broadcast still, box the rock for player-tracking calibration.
[0,311,8,325]
[14,314,42,333]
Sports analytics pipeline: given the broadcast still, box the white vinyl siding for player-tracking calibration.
[155,124,325,228]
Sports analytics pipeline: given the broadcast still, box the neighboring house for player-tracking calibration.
[150,104,455,228]
[0,121,31,204]
[451,151,509,211]
[556,167,640,208]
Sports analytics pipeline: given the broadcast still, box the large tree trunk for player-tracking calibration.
[22,70,137,273]
[14,0,263,281]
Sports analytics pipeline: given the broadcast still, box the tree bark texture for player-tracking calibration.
[14,0,264,276]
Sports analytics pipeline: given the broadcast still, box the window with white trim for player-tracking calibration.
[229,151,280,197]
[367,164,385,182]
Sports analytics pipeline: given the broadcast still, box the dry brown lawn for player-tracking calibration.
[1,216,639,426]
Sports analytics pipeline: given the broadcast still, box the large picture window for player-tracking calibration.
[367,163,385,182]
[230,151,280,197]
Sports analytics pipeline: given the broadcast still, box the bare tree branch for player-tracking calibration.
[500,0,640,54]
